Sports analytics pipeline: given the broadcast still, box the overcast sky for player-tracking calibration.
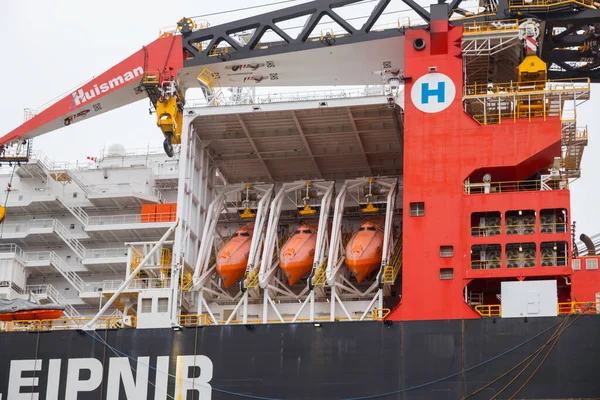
[1,0,598,236]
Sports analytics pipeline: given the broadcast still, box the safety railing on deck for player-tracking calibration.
[0,243,25,260]
[471,226,502,237]
[85,248,128,259]
[464,78,591,97]
[557,301,599,315]
[177,313,382,326]
[462,19,519,34]
[540,222,568,233]
[372,308,391,320]
[506,257,537,268]
[471,260,501,269]
[1,316,136,332]
[88,212,176,226]
[474,304,502,317]
[463,179,568,194]
[102,278,171,291]
[509,0,596,9]
[505,224,537,235]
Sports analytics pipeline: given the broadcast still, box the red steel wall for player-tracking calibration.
[387,26,575,321]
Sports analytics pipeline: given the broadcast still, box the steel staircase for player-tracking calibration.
[382,237,402,284]
[57,197,90,226]
[47,252,85,293]
[51,220,87,260]
[27,284,81,318]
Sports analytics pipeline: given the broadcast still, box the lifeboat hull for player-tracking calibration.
[345,220,384,283]
[0,309,64,321]
[216,223,254,289]
[280,224,318,286]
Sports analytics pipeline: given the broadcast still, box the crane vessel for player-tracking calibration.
[0,0,600,398]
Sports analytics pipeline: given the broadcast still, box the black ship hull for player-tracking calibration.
[1,316,599,399]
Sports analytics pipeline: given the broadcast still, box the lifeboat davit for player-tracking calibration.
[280,223,318,286]
[0,298,65,321]
[345,219,384,283]
[216,223,254,289]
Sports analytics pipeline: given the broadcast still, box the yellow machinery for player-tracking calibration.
[299,182,317,216]
[515,47,548,118]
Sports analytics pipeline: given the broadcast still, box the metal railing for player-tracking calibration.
[1,316,136,332]
[372,308,391,320]
[505,224,537,235]
[186,87,389,109]
[464,78,591,97]
[506,257,537,267]
[463,179,568,194]
[26,284,81,318]
[509,0,596,9]
[540,222,568,233]
[471,225,502,237]
[102,278,171,291]
[88,212,176,226]
[0,243,25,260]
[86,183,163,201]
[85,248,128,259]
[462,19,519,34]
[474,304,502,317]
[557,301,599,315]
[22,251,85,293]
[471,260,501,269]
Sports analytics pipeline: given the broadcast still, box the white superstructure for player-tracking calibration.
[0,87,405,329]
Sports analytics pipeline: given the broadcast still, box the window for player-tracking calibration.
[471,212,501,237]
[410,202,425,217]
[141,298,152,313]
[471,244,501,269]
[572,259,581,271]
[440,268,454,280]
[540,241,568,266]
[505,210,536,235]
[506,243,536,268]
[586,258,598,270]
[70,224,75,229]
[157,298,169,313]
[540,209,567,233]
[440,246,454,258]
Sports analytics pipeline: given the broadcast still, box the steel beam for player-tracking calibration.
[237,114,274,181]
[291,111,323,179]
[181,0,438,67]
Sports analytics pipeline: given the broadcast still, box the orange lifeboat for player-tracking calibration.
[0,298,65,321]
[280,223,318,286]
[345,219,384,283]
[216,223,254,288]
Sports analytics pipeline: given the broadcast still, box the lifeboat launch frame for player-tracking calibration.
[191,182,274,324]
[258,180,335,323]
[325,177,400,321]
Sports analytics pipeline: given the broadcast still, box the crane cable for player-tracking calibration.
[80,317,567,400]
[507,308,589,399]
[463,306,589,400]
[0,143,24,236]
[188,0,300,19]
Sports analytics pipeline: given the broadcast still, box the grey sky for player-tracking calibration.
[1,0,598,236]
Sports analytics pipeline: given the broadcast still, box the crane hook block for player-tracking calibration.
[156,97,183,145]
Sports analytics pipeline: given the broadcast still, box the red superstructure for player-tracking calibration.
[387,24,600,321]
